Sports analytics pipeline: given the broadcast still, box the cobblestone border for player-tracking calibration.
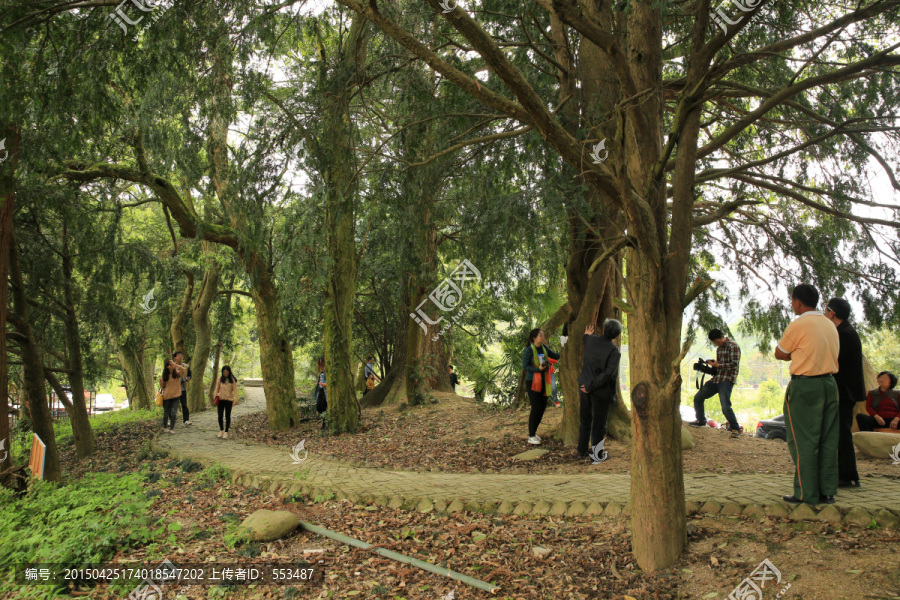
[152,435,898,530]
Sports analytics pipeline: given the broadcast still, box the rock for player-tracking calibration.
[531,546,551,558]
[531,500,552,515]
[496,500,515,515]
[446,500,465,513]
[685,501,700,516]
[416,499,433,513]
[601,502,620,517]
[873,509,899,530]
[565,502,586,517]
[681,427,695,450]
[237,510,299,542]
[765,504,790,518]
[512,449,550,461]
[700,500,722,515]
[512,502,532,516]
[549,502,568,516]
[721,502,743,516]
[852,431,900,458]
[815,505,843,525]
[742,505,766,519]
[844,507,872,528]
[788,503,817,522]
[582,501,605,516]
[387,496,404,509]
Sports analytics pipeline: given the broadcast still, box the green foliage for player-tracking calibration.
[52,408,159,441]
[861,328,900,377]
[758,380,785,413]
[197,463,232,487]
[0,473,156,597]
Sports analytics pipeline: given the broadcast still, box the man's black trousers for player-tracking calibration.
[577,391,613,455]
[837,398,859,482]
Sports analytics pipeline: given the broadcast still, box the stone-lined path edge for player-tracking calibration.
[151,387,900,530]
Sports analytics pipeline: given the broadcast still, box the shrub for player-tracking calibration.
[0,472,156,597]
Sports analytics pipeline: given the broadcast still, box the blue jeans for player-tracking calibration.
[693,380,739,430]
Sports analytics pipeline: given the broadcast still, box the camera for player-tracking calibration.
[692,358,718,377]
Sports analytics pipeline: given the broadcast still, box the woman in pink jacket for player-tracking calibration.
[215,366,238,439]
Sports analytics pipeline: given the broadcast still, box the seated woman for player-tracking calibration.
[857,371,900,431]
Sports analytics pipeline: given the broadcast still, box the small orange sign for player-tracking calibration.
[28,434,46,479]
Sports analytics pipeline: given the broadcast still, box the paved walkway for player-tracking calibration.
[152,388,900,519]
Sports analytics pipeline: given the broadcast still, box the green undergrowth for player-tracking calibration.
[0,472,158,599]
[53,407,160,439]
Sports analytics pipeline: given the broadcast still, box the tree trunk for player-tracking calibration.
[320,15,369,433]
[627,2,690,569]
[208,341,223,406]
[187,252,220,413]
[248,263,296,430]
[9,235,60,481]
[170,272,194,355]
[361,306,408,407]
[60,224,94,458]
[402,291,449,405]
[117,342,153,411]
[207,282,234,406]
[0,122,19,480]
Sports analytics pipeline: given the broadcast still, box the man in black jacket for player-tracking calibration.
[576,319,622,463]
[825,297,865,488]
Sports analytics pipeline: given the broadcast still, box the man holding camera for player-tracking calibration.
[689,329,742,438]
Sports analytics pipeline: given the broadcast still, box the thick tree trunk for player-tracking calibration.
[362,306,408,407]
[248,265,296,430]
[0,122,18,480]
[170,272,194,355]
[187,253,220,413]
[402,292,450,405]
[9,235,60,481]
[320,16,369,433]
[60,226,94,458]
[627,2,689,570]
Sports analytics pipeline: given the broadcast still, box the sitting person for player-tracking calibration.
[857,371,900,431]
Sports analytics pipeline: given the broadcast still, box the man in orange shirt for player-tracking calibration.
[774,283,840,505]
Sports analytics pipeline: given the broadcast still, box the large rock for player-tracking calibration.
[852,431,900,458]
[242,378,264,388]
[237,510,300,542]
[681,426,695,450]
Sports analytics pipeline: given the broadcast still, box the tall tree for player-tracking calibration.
[331,0,900,569]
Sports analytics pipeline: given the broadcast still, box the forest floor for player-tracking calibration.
[28,417,900,600]
[236,391,900,478]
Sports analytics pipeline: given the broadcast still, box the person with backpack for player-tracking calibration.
[521,328,560,445]
[160,359,187,434]
[315,357,327,430]
[214,366,238,439]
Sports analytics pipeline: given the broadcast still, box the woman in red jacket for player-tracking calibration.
[857,371,900,431]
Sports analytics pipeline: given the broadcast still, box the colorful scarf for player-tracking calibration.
[531,344,551,396]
